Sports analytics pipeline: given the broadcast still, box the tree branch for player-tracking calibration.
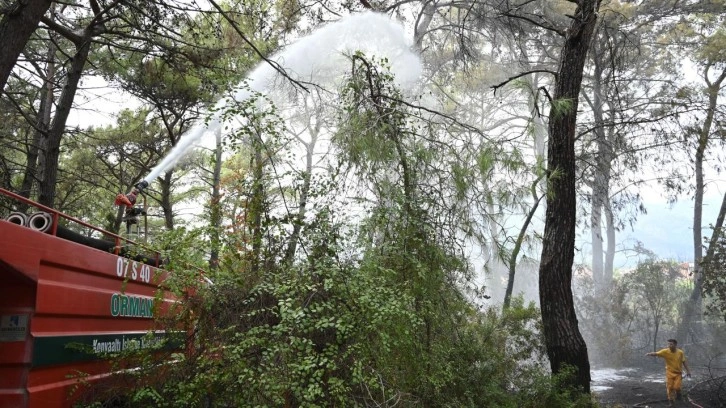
[206,0,309,93]
[379,94,491,140]
[499,11,565,36]
[40,15,82,44]
[491,69,557,95]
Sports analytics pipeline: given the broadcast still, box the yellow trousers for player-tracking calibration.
[665,370,683,401]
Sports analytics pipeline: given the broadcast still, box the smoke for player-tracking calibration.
[143,11,422,184]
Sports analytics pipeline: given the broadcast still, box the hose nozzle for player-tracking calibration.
[135,180,149,193]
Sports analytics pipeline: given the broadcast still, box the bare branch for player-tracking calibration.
[378,94,490,141]
[499,11,565,36]
[359,0,374,9]
[491,69,557,95]
[40,15,82,44]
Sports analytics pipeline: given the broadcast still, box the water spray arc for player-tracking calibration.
[139,12,422,187]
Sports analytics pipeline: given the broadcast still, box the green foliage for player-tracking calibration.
[75,54,596,408]
[575,271,639,366]
[576,257,693,365]
[550,98,574,121]
[80,253,590,407]
[699,27,726,64]
[622,259,691,330]
[477,146,496,176]
[335,53,407,176]
[512,365,597,408]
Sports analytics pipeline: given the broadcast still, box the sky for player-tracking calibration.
[611,192,725,268]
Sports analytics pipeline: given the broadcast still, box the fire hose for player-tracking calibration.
[28,212,52,232]
[5,211,52,232]
[6,211,27,226]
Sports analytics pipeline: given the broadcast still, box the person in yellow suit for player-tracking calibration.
[646,339,691,406]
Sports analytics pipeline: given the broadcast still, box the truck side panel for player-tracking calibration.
[0,220,174,408]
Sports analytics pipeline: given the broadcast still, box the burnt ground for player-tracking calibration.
[593,367,725,408]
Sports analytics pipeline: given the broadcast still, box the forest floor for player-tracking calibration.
[592,367,723,408]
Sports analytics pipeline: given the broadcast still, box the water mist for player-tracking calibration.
[141,11,422,185]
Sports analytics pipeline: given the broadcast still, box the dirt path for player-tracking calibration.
[593,368,719,408]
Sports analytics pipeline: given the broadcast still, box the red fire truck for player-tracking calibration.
[0,187,179,407]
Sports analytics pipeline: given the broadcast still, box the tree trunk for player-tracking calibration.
[538,0,600,393]
[679,66,726,341]
[588,40,617,292]
[208,127,223,270]
[604,202,615,282]
[504,176,544,309]
[589,52,605,289]
[37,36,91,207]
[284,121,319,264]
[249,129,264,276]
[590,191,604,285]
[0,0,53,90]
[413,2,435,52]
[19,14,56,203]
[160,171,175,230]
[701,191,726,271]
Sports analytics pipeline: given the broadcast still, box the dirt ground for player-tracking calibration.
[593,367,723,408]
